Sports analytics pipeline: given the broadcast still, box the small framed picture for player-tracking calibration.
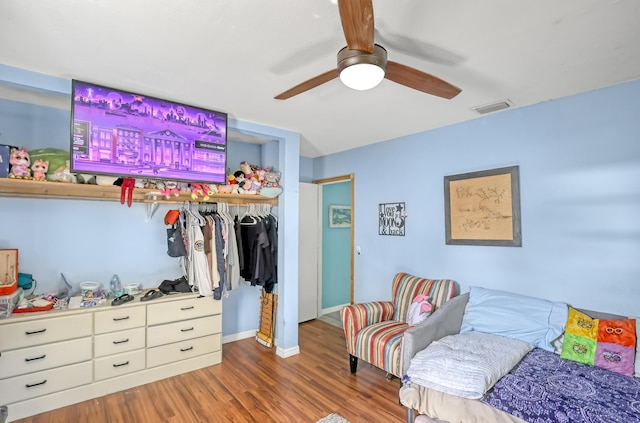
[329,205,351,228]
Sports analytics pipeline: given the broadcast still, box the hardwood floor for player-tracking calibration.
[12,319,406,423]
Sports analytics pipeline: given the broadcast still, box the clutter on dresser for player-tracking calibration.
[0,249,18,296]
[0,287,23,318]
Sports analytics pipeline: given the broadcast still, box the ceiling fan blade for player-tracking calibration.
[274,69,339,100]
[374,29,465,66]
[338,0,375,53]
[385,61,461,99]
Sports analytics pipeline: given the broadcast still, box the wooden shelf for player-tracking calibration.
[0,178,278,206]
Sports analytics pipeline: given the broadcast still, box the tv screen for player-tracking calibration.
[70,80,227,184]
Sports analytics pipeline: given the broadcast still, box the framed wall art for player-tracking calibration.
[329,205,351,228]
[379,202,406,236]
[444,166,521,246]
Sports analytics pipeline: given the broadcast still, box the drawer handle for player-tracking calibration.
[113,316,130,321]
[180,306,194,311]
[180,346,194,352]
[25,328,46,335]
[113,338,130,345]
[180,327,194,332]
[113,361,130,368]
[26,380,47,388]
[25,354,47,362]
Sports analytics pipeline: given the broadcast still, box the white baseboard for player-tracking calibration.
[322,303,349,315]
[222,331,299,359]
[276,345,300,358]
[222,329,256,344]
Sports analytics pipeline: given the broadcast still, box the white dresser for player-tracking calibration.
[0,293,222,422]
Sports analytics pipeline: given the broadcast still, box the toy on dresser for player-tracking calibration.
[8,147,31,179]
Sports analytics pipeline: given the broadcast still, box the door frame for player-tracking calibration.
[313,173,355,305]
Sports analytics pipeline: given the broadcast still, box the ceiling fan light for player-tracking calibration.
[339,63,385,90]
[337,44,388,91]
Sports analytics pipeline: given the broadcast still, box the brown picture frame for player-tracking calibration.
[444,166,521,246]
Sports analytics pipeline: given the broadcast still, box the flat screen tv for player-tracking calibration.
[70,80,227,184]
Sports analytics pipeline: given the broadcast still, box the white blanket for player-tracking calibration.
[406,332,533,399]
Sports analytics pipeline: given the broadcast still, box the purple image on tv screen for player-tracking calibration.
[70,80,228,184]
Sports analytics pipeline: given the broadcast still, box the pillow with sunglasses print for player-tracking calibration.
[561,307,636,376]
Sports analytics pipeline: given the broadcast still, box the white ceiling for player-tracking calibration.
[1,0,639,158]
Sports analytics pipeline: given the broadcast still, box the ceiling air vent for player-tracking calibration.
[472,99,513,115]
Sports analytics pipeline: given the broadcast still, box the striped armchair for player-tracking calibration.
[341,272,457,378]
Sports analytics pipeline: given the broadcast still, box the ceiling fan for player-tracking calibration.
[274,0,461,100]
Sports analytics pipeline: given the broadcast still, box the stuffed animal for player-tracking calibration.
[49,160,77,183]
[239,161,254,180]
[263,171,281,188]
[238,179,258,194]
[191,183,216,201]
[190,183,205,200]
[160,181,180,199]
[234,170,246,183]
[177,181,190,193]
[406,294,432,326]
[255,167,267,183]
[9,147,31,179]
[27,148,68,181]
[31,159,49,181]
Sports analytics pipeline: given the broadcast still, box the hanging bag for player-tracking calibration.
[166,223,187,257]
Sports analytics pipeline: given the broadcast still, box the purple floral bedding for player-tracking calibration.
[481,348,640,423]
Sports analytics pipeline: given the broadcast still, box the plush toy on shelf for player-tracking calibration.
[31,159,49,181]
[263,171,281,188]
[239,161,254,180]
[160,181,180,199]
[190,183,204,200]
[238,179,258,195]
[48,160,77,183]
[190,183,217,201]
[8,147,31,179]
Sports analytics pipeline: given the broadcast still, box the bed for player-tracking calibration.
[399,291,640,423]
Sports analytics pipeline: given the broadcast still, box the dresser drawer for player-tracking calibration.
[0,360,92,404]
[0,337,92,380]
[94,327,146,358]
[94,306,146,334]
[147,315,221,347]
[94,350,145,381]
[146,334,220,368]
[147,297,221,326]
[0,314,92,351]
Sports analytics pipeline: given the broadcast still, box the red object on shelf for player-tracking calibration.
[12,303,54,313]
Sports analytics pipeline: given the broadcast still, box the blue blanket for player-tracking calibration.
[481,348,640,423]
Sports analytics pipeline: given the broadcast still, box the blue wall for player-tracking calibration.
[321,181,351,309]
[299,156,314,182]
[314,80,640,317]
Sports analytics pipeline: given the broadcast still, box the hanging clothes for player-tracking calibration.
[226,213,241,290]
[185,207,213,296]
[212,213,226,300]
[237,207,278,293]
[203,215,220,290]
